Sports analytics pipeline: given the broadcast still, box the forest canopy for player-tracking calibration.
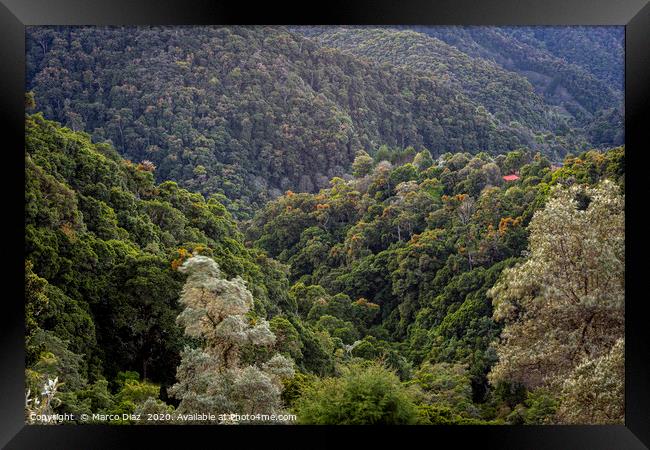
[24,25,625,426]
[26,26,623,218]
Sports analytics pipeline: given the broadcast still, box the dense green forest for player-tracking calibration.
[26,26,622,219]
[24,26,625,425]
[405,27,623,115]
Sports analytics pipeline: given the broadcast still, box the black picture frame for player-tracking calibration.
[2,0,648,448]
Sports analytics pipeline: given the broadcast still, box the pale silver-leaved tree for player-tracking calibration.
[488,180,624,422]
[556,337,624,424]
[169,256,294,423]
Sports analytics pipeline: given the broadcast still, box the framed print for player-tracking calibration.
[2,0,649,448]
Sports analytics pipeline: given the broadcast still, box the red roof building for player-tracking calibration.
[503,174,520,182]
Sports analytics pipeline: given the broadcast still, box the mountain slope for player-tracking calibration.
[26,26,611,219]
[407,26,623,124]
[504,27,624,91]
[295,27,559,131]
[298,26,623,149]
[25,112,292,387]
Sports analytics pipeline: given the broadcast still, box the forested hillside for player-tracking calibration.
[26,26,622,218]
[25,113,292,401]
[24,26,625,426]
[26,110,624,424]
[296,28,560,134]
[406,26,624,145]
[504,27,623,90]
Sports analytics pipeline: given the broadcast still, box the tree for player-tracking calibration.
[374,145,392,163]
[25,377,61,424]
[413,149,434,170]
[294,361,419,424]
[25,91,36,111]
[352,150,374,177]
[269,316,303,361]
[412,362,478,418]
[25,261,49,337]
[488,181,624,396]
[169,255,294,423]
[556,338,624,424]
